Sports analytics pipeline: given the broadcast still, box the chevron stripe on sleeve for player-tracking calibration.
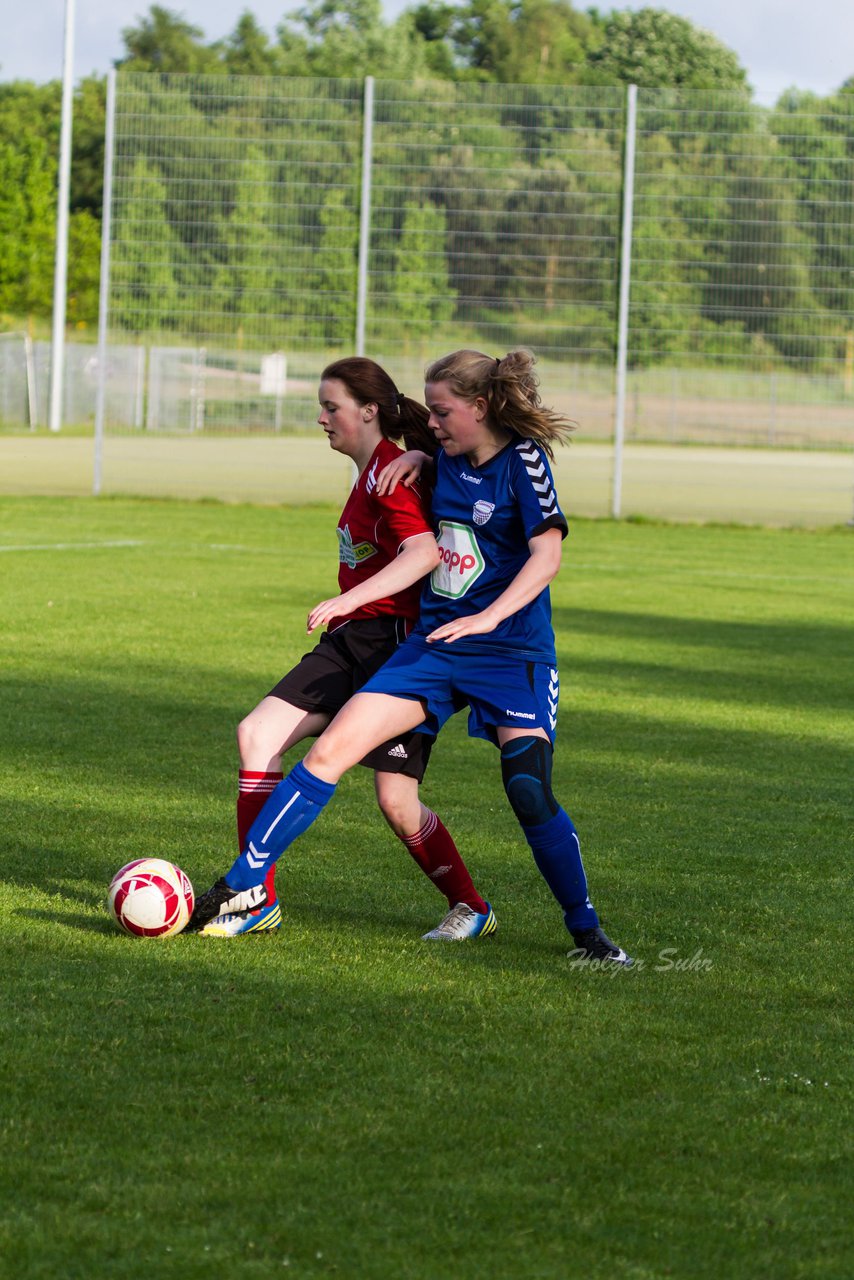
[515,441,560,521]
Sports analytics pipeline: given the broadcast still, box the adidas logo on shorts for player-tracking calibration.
[387,743,409,759]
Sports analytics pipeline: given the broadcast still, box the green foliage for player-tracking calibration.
[383,200,456,343]
[280,0,433,79]
[214,11,288,77]
[67,209,101,326]
[117,5,223,74]
[585,8,749,90]
[501,0,593,85]
[0,136,55,315]
[110,156,180,334]
[1,3,851,379]
[213,145,285,331]
[446,0,596,84]
[0,78,104,324]
[70,76,108,217]
[410,2,459,78]
[302,186,359,346]
[769,87,854,323]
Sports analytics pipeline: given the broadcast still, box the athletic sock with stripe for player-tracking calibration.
[400,809,488,913]
[521,808,599,933]
[226,760,336,892]
[237,769,284,902]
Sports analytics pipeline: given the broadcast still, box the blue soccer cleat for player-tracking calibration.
[422,901,497,941]
[198,899,283,937]
[186,878,268,932]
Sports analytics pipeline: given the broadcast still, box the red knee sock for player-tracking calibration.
[400,810,488,913]
[237,769,283,903]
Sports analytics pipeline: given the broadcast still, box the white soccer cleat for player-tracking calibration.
[422,901,497,941]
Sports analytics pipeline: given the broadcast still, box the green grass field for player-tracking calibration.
[1,496,851,1279]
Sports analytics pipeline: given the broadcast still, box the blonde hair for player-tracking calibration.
[424,349,574,460]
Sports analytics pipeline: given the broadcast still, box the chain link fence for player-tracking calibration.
[4,73,852,522]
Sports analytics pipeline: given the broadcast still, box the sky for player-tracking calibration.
[2,0,851,105]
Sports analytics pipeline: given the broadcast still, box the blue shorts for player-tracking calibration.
[360,638,559,746]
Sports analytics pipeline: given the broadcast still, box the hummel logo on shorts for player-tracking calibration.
[387,743,409,759]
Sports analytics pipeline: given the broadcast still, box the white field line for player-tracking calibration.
[206,543,285,554]
[0,540,145,553]
[0,540,289,556]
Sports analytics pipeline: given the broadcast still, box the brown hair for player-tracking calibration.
[424,349,574,460]
[321,357,435,455]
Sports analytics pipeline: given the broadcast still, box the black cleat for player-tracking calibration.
[569,926,633,967]
[186,878,268,933]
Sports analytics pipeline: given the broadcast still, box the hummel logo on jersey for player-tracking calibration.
[387,743,409,759]
[365,458,380,495]
[337,523,377,569]
[461,470,483,485]
[516,441,559,519]
[506,709,536,720]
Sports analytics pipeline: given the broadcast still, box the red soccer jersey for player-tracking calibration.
[329,437,433,630]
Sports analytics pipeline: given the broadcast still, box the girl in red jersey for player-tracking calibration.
[197,357,494,939]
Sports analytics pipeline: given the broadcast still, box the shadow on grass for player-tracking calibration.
[15,907,115,935]
[1,603,851,932]
[553,605,854,714]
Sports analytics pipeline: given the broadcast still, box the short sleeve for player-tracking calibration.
[373,480,433,550]
[511,441,568,541]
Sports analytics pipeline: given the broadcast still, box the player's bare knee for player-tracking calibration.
[375,774,421,837]
[376,793,414,836]
[303,734,339,774]
[236,712,265,762]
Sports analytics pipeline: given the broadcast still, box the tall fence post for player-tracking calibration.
[612,83,638,519]
[355,76,375,357]
[24,333,38,429]
[93,68,116,496]
[48,0,76,433]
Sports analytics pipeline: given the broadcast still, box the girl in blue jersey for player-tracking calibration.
[190,349,631,965]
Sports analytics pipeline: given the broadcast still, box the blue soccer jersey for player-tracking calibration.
[411,438,568,663]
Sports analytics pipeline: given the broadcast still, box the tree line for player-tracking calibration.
[1,0,852,370]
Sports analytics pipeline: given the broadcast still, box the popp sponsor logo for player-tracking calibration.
[431,521,485,599]
[439,545,478,576]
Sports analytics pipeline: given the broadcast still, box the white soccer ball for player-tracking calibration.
[107,858,195,938]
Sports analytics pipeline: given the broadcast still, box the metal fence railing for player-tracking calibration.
[6,73,851,522]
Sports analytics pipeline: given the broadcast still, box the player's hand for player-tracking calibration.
[425,611,497,643]
[375,450,428,495]
[307,596,346,633]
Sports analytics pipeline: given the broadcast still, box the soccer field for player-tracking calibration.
[1,496,851,1278]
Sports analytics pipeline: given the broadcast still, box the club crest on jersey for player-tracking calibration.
[337,524,376,569]
[472,499,495,526]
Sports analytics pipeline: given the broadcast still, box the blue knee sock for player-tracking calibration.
[522,808,599,933]
[226,759,336,891]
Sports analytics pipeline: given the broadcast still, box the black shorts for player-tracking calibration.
[268,616,431,781]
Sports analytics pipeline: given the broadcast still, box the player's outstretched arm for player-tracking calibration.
[306,532,440,633]
[426,528,562,644]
